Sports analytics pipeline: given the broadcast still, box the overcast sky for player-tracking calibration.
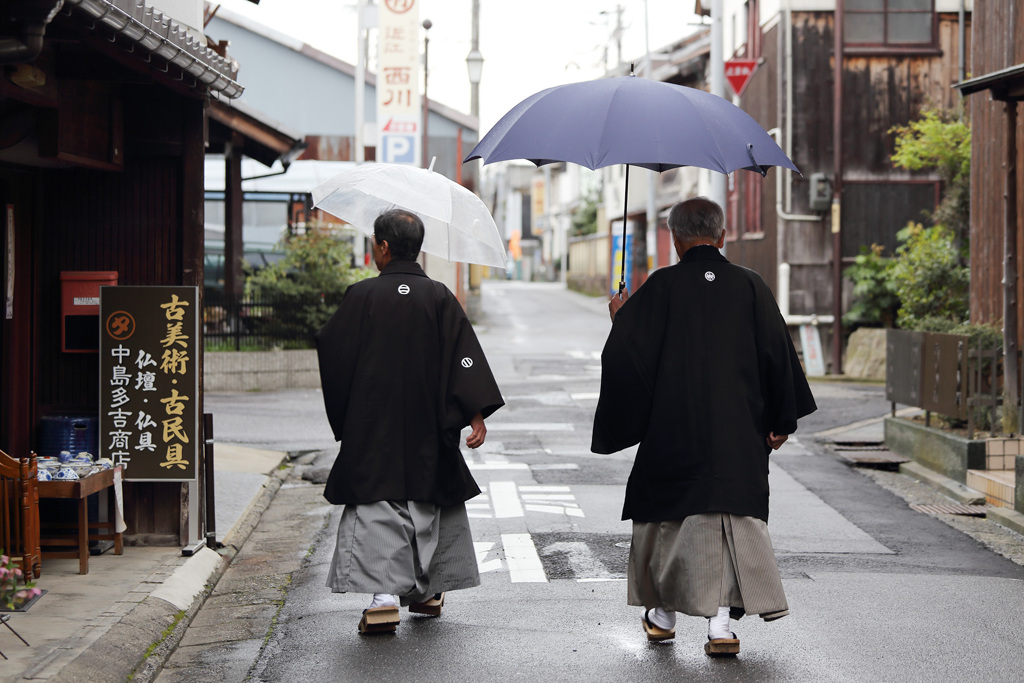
[208,0,704,132]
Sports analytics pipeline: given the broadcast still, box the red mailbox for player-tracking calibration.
[61,271,118,352]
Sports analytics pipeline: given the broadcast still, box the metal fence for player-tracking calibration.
[886,329,1008,438]
[203,291,343,351]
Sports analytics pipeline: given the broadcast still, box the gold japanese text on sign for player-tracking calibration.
[99,286,198,481]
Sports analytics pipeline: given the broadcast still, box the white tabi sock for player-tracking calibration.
[708,605,733,640]
[647,607,676,630]
[368,593,396,609]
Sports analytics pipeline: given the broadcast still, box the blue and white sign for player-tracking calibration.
[610,220,635,295]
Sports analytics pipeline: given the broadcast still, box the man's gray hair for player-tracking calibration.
[667,197,725,242]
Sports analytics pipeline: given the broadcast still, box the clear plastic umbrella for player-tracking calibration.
[311,160,507,270]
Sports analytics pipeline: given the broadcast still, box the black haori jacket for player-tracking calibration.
[591,245,816,523]
[315,260,504,507]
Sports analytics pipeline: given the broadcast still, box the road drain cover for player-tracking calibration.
[910,503,987,517]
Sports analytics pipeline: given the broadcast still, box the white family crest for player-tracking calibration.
[461,357,474,368]
[704,271,716,282]
[397,284,410,295]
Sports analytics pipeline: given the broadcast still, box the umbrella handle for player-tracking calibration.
[619,164,629,294]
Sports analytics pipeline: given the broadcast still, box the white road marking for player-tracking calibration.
[530,464,580,470]
[470,483,585,518]
[502,534,548,583]
[525,504,585,517]
[467,462,530,470]
[520,494,576,500]
[570,392,600,400]
[485,423,575,431]
[489,481,524,518]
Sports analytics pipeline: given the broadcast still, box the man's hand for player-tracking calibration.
[609,289,629,322]
[466,412,486,449]
[766,432,788,450]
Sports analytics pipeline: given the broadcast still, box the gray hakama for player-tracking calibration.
[326,500,480,606]
[627,513,789,621]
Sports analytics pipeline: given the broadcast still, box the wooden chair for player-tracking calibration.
[0,450,41,581]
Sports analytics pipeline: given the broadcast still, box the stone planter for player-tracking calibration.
[884,416,985,484]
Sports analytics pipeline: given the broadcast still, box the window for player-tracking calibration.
[845,0,934,48]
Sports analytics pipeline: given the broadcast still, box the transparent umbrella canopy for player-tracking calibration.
[311,161,508,270]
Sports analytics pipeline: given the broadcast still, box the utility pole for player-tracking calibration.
[355,0,367,163]
[644,0,658,272]
[469,0,481,120]
[710,0,727,254]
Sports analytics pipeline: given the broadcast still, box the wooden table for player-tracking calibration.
[37,467,123,574]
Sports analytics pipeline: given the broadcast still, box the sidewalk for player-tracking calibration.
[810,409,1024,540]
[1,444,287,683]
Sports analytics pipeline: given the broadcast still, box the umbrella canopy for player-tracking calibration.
[465,75,798,176]
[311,162,507,270]
[464,75,798,290]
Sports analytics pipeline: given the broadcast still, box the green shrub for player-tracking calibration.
[890,107,971,250]
[889,222,969,330]
[245,228,373,346]
[843,244,899,330]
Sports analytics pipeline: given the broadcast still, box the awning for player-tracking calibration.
[207,98,307,169]
[954,63,1024,100]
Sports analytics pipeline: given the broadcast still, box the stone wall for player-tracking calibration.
[204,350,321,392]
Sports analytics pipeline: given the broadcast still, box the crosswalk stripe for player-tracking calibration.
[490,481,524,518]
[501,533,548,583]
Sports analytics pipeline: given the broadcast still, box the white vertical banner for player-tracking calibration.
[377,0,421,166]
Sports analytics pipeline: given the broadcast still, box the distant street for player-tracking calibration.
[188,280,1024,683]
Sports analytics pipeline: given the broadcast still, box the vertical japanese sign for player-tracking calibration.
[100,286,198,481]
[377,0,421,165]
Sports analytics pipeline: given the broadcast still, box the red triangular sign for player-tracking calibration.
[725,59,758,96]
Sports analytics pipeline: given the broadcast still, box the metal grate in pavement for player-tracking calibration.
[837,449,909,470]
[833,444,887,451]
[910,503,987,517]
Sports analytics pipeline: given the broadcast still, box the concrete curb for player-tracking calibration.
[898,460,987,505]
[987,506,1024,537]
[46,465,289,683]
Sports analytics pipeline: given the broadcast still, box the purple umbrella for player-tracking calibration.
[464,74,799,291]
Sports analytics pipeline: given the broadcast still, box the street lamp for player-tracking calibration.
[466,49,483,118]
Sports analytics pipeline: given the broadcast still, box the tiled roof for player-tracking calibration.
[62,0,243,98]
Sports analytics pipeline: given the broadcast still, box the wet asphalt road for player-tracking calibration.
[200,280,1024,682]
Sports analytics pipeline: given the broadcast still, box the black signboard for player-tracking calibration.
[99,286,198,481]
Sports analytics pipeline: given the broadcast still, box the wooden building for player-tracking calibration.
[0,0,297,546]
[955,1,1024,330]
[696,0,971,372]
[953,0,1024,415]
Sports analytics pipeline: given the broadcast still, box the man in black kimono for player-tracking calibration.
[592,197,816,655]
[316,209,503,635]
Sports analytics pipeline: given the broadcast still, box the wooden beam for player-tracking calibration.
[1003,100,1019,429]
[224,132,245,299]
